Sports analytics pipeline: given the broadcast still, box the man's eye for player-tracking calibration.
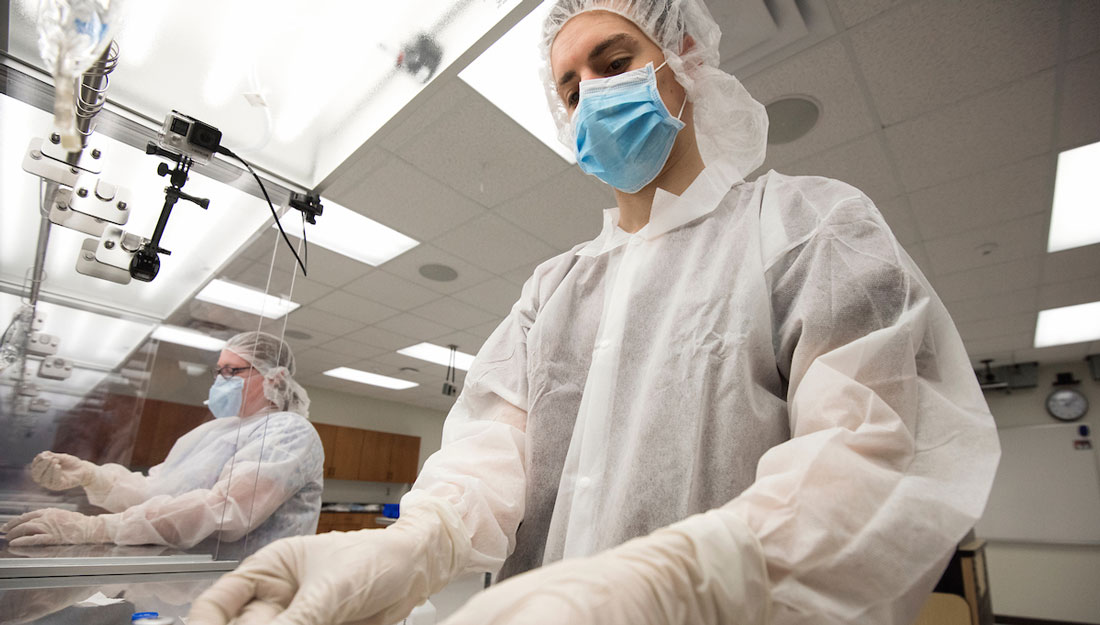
[607,57,630,73]
[568,91,579,108]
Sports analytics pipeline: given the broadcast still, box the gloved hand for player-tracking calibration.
[441,509,770,625]
[0,509,110,546]
[187,496,471,625]
[29,451,97,491]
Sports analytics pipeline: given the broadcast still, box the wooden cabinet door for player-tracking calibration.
[131,399,211,469]
[389,433,421,483]
[313,423,338,479]
[331,427,364,480]
[358,430,393,482]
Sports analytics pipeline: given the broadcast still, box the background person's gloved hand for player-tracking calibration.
[29,451,97,491]
[186,496,471,625]
[1,509,110,546]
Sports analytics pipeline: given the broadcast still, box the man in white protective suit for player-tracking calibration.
[1,331,323,560]
[187,1,1000,624]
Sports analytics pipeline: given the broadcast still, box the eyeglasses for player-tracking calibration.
[213,365,253,379]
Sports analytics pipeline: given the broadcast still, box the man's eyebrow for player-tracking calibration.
[557,33,638,88]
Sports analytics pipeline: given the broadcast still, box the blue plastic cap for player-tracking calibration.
[383,503,400,518]
[132,613,159,621]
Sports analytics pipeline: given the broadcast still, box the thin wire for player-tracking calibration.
[215,146,308,276]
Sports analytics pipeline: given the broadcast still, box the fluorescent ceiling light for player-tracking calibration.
[1034,300,1100,348]
[0,293,154,370]
[324,367,418,390]
[276,198,419,266]
[1048,141,1100,253]
[152,325,227,351]
[195,279,300,319]
[460,0,575,163]
[397,342,476,371]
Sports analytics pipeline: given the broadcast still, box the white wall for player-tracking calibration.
[979,359,1100,624]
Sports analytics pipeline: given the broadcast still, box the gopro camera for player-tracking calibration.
[159,111,222,164]
[129,244,162,282]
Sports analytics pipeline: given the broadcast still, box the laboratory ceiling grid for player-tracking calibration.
[6,0,1100,412]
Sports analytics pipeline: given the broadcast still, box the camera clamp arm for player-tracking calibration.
[130,142,211,282]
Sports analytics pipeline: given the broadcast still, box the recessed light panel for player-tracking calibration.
[152,325,227,351]
[195,279,300,319]
[397,342,476,371]
[324,367,418,390]
[1034,301,1100,348]
[1048,141,1100,253]
[276,198,418,267]
[460,0,575,163]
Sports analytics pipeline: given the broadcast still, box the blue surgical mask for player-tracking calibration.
[572,61,687,194]
[207,375,244,419]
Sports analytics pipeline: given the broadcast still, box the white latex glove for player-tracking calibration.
[187,496,471,625]
[29,451,97,491]
[1,509,110,546]
[442,509,770,625]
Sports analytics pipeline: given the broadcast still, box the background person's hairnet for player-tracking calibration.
[540,0,769,185]
[225,331,310,418]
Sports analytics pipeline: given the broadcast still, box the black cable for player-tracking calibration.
[215,145,308,276]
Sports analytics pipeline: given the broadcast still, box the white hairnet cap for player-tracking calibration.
[540,0,769,184]
[225,331,310,418]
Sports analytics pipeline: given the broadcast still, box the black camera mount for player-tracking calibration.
[132,142,211,282]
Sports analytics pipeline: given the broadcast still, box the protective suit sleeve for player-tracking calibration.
[724,174,1000,624]
[403,263,547,574]
[96,413,322,548]
[82,462,154,512]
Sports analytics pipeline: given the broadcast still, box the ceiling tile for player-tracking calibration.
[280,326,337,352]
[955,311,1038,343]
[379,244,494,295]
[922,214,1048,277]
[311,291,399,325]
[333,156,485,242]
[907,155,1055,241]
[901,242,935,279]
[294,346,353,373]
[832,0,902,27]
[411,297,498,330]
[316,337,388,361]
[849,0,1060,125]
[298,246,372,288]
[876,195,920,245]
[320,147,391,200]
[502,260,542,286]
[743,39,878,167]
[1037,277,1100,310]
[468,319,505,343]
[943,288,1039,325]
[1010,342,1093,366]
[1058,50,1100,150]
[285,306,365,337]
[494,167,611,251]
[782,133,902,202]
[884,70,1056,192]
[451,277,523,317]
[374,313,452,341]
[395,83,571,208]
[376,79,466,153]
[428,330,487,358]
[962,332,1036,360]
[1040,243,1100,284]
[345,326,418,352]
[932,257,1042,302]
[1068,0,1100,60]
[342,270,440,311]
[433,213,559,274]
